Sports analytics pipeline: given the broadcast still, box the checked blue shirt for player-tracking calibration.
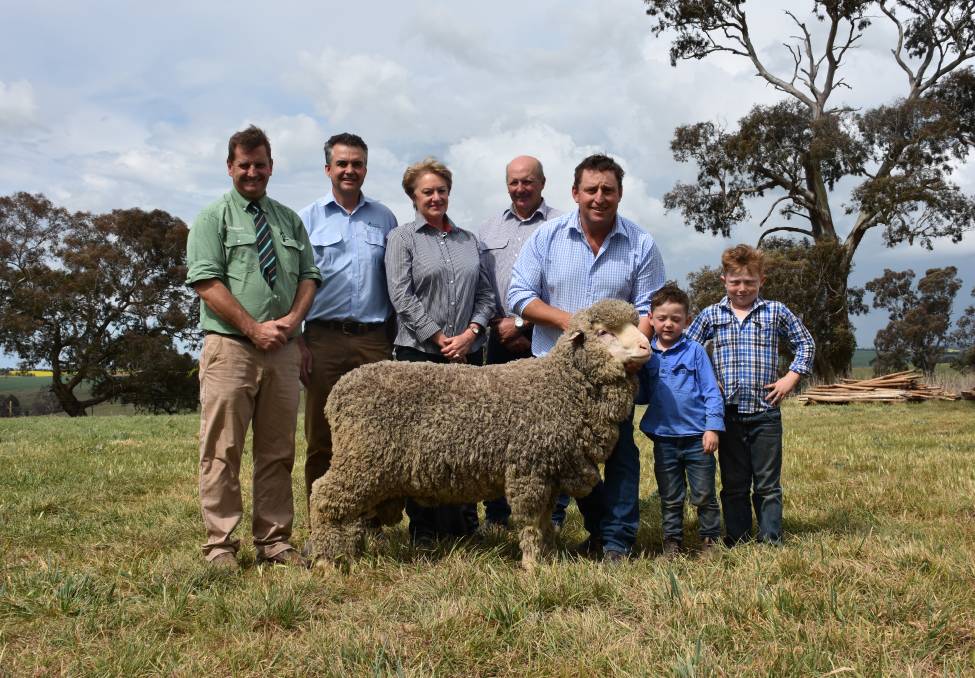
[685,296,815,413]
[507,208,665,356]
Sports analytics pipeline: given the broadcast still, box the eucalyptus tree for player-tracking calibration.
[645,0,975,378]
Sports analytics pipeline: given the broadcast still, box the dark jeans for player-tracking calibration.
[483,328,533,527]
[570,416,641,554]
[394,344,482,540]
[720,406,783,545]
[652,435,720,541]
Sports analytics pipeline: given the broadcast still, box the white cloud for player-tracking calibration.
[0,80,38,128]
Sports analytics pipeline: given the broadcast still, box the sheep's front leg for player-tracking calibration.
[508,475,556,570]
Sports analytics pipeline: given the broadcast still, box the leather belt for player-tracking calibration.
[308,318,385,335]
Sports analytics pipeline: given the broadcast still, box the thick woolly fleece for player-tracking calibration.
[308,298,642,568]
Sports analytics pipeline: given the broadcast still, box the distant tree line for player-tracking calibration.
[0,192,199,416]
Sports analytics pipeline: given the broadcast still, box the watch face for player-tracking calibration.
[514,316,524,328]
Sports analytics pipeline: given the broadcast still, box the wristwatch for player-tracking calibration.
[468,323,482,336]
[513,315,525,329]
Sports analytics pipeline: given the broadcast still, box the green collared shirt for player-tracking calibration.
[186,189,322,336]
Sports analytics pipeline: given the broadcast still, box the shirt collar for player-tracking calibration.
[567,208,628,242]
[718,295,767,314]
[320,190,371,213]
[651,334,687,354]
[413,215,457,233]
[503,199,550,224]
[229,188,269,212]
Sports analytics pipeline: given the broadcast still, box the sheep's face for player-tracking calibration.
[590,321,651,373]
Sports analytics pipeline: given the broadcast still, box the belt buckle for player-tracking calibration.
[340,320,357,335]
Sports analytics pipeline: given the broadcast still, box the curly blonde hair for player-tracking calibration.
[721,244,765,276]
[402,158,452,205]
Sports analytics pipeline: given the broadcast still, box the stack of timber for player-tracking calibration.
[797,370,960,405]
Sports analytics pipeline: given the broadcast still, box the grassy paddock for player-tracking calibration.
[1,403,973,676]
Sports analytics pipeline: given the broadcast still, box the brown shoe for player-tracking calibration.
[662,538,682,558]
[701,537,719,554]
[602,549,628,565]
[258,548,308,568]
[208,552,240,572]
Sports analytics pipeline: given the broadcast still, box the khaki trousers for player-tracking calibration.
[198,334,300,561]
[303,322,393,503]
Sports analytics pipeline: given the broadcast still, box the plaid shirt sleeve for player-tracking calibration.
[776,302,815,375]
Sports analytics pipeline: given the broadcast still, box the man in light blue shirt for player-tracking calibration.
[297,133,398,508]
[508,154,666,561]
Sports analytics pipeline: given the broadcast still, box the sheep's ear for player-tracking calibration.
[568,330,585,346]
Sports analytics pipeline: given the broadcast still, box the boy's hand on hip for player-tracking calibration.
[702,431,719,455]
[764,371,801,405]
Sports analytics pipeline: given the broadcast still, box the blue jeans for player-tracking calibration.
[652,435,720,541]
[720,406,783,545]
[572,417,641,554]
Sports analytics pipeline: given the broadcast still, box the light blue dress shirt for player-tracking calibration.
[507,208,666,356]
[298,191,398,324]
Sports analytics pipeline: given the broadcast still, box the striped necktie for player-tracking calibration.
[246,201,277,289]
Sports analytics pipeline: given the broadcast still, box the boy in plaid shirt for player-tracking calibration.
[685,245,814,546]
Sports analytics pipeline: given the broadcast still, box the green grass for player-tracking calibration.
[1,404,974,675]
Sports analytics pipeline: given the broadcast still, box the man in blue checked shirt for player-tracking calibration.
[297,133,398,512]
[507,154,666,562]
[685,244,815,547]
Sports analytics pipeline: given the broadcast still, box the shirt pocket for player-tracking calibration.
[710,316,734,348]
[310,224,342,269]
[668,361,697,394]
[363,225,386,248]
[224,228,258,279]
[751,319,775,346]
[278,233,304,275]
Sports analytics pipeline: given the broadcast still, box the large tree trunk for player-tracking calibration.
[812,240,856,382]
[49,380,87,417]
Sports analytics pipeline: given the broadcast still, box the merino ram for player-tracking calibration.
[307,299,651,568]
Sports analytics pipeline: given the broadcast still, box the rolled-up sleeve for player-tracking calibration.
[696,345,725,431]
[385,229,441,342]
[506,230,545,316]
[780,305,815,375]
[631,240,666,316]
[293,219,322,285]
[470,254,497,329]
[185,212,226,287]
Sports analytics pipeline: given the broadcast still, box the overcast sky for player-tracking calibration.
[2,0,972,367]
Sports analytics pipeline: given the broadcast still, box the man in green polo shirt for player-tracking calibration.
[186,125,322,570]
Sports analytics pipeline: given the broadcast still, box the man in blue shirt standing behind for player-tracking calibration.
[298,133,398,508]
[507,154,666,562]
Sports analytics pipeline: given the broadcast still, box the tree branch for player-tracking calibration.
[757,226,815,246]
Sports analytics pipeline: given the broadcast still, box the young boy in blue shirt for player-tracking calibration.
[686,245,815,546]
[638,284,724,556]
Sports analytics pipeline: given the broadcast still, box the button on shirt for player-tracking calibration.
[186,189,322,336]
[298,192,398,324]
[478,201,561,317]
[385,217,496,354]
[685,296,815,413]
[637,335,725,438]
[507,208,666,356]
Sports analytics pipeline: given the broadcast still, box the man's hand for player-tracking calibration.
[764,371,801,406]
[702,430,719,455]
[296,336,313,387]
[494,317,521,343]
[247,320,289,351]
